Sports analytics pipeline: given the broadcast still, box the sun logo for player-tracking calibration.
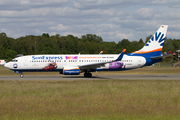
[13,63,18,68]
[145,32,165,47]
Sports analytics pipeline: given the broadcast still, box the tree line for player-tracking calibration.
[0,32,179,61]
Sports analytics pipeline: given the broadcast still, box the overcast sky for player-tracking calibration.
[0,0,180,42]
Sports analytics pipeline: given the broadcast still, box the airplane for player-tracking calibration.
[4,25,168,78]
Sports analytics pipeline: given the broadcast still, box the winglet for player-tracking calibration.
[99,51,103,55]
[115,49,126,61]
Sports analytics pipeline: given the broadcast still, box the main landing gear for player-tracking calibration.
[84,72,92,77]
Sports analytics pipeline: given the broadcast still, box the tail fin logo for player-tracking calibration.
[145,32,165,47]
[128,25,168,56]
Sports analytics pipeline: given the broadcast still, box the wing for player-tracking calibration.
[78,49,126,70]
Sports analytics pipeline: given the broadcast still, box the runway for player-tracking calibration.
[0,74,180,80]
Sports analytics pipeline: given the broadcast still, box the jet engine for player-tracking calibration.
[63,67,80,75]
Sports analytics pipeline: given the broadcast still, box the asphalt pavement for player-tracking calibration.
[0,74,180,80]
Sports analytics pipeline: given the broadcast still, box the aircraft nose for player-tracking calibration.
[4,63,10,69]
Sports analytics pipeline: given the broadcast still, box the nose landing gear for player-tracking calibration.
[14,71,24,78]
[20,72,24,78]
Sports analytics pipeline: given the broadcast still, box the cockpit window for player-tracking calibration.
[11,59,18,62]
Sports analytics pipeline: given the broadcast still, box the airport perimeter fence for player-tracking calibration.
[152,63,174,67]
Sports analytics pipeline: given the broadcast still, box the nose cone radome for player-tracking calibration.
[4,63,10,69]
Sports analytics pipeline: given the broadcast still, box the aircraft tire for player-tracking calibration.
[20,74,24,78]
[84,73,92,77]
[89,73,92,77]
[84,73,87,77]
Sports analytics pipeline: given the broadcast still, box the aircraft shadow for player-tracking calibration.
[61,75,109,79]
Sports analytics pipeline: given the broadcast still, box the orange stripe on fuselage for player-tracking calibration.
[64,68,80,71]
[132,48,162,54]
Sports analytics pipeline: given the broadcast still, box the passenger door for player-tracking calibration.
[24,58,28,66]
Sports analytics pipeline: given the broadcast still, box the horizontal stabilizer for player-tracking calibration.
[150,54,173,60]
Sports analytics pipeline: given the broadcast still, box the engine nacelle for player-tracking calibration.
[63,67,80,75]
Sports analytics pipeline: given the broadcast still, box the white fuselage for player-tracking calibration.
[4,54,146,72]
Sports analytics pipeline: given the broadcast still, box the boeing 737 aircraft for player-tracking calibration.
[4,25,168,77]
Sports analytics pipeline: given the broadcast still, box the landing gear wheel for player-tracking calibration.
[88,73,92,77]
[84,73,87,77]
[84,72,92,77]
[20,74,24,78]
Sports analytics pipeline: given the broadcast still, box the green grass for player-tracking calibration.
[1,66,180,119]
[0,80,180,120]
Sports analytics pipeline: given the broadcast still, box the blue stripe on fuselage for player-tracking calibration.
[127,51,162,66]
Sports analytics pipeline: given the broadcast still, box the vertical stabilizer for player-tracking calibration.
[131,25,168,56]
